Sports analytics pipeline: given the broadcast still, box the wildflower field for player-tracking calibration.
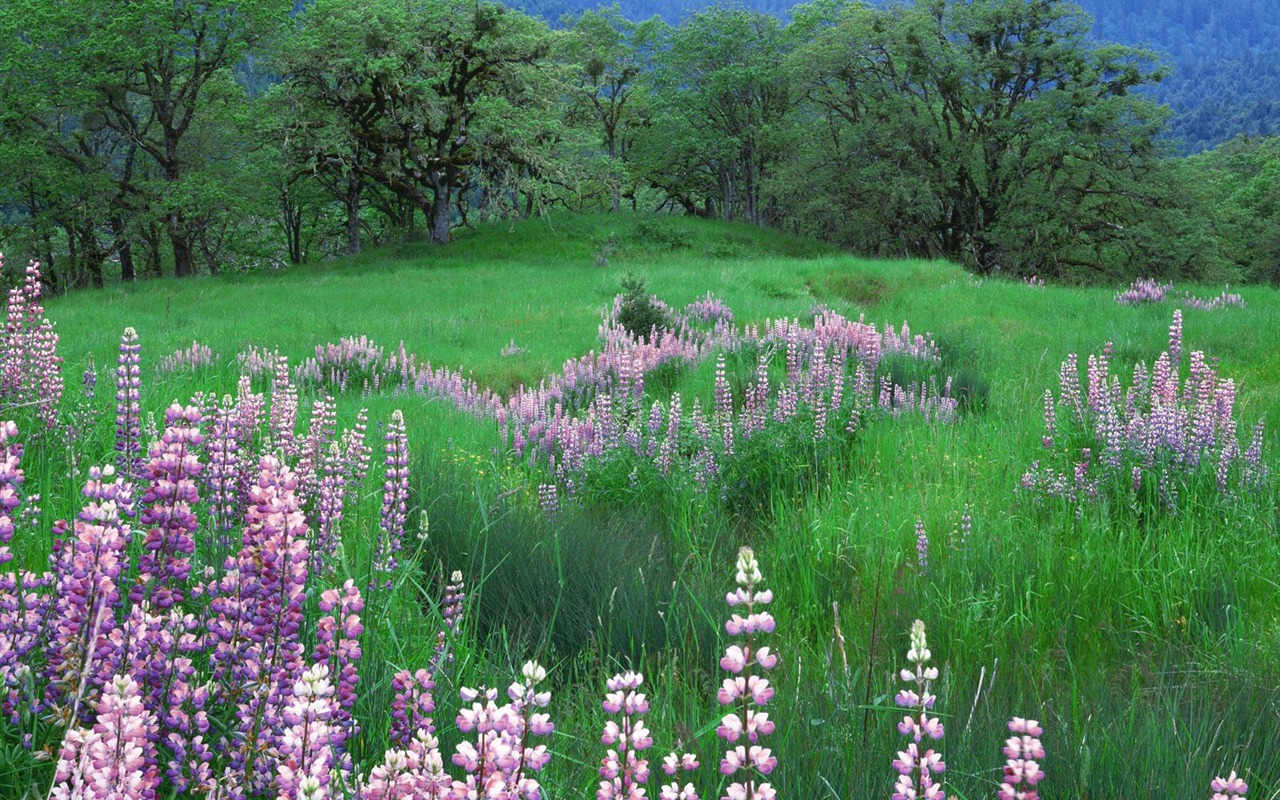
[4,213,1279,798]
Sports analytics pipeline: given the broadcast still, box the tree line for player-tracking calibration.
[1,0,1276,291]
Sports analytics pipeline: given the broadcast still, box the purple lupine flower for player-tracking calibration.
[959,506,972,546]
[1041,391,1056,449]
[892,620,945,800]
[46,464,134,719]
[314,442,348,577]
[315,580,364,759]
[390,668,436,748]
[718,547,778,800]
[50,672,160,800]
[342,408,373,485]
[277,663,339,800]
[270,356,299,458]
[115,327,143,478]
[1211,771,1248,800]
[598,671,653,799]
[538,482,559,514]
[298,395,338,508]
[207,395,242,549]
[998,717,1045,800]
[209,455,310,796]
[914,519,929,575]
[1169,309,1183,367]
[657,393,681,477]
[429,571,465,679]
[133,403,204,609]
[372,410,409,590]
[714,355,734,457]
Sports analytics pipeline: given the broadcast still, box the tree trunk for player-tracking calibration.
[429,178,452,244]
[345,179,362,255]
[170,212,193,277]
[112,216,136,282]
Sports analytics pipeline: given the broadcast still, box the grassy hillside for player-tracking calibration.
[30,213,1280,798]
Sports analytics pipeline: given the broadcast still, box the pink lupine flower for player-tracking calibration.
[450,661,553,799]
[998,717,1044,800]
[361,731,451,800]
[0,420,23,565]
[660,750,700,800]
[1211,771,1248,800]
[316,580,364,758]
[277,663,339,800]
[718,547,777,800]
[598,670,653,799]
[50,672,160,800]
[892,620,945,800]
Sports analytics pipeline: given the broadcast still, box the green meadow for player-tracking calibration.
[28,214,1280,798]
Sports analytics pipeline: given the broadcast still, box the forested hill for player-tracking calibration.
[514,0,1280,153]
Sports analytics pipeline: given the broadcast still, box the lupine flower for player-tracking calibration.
[598,670,653,799]
[998,717,1044,800]
[157,341,218,374]
[50,672,160,800]
[660,750,700,800]
[46,465,134,718]
[316,580,364,759]
[718,547,777,800]
[450,661,554,799]
[360,731,451,799]
[372,410,409,590]
[429,571,466,678]
[0,420,23,565]
[133,404,204,609]
[914,519,929,574]
[207,396,242,548]
[1211,771,1248,800]
[314,442,348,577]
[115,328,143,478]
[892,620,945,800]
[270,356,299,457]
[390,668,436,748]
[277,663,339,800]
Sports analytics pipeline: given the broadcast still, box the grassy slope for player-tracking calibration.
[45,213,1280,798]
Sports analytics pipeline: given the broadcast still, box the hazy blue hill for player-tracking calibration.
[523,0,1280,153]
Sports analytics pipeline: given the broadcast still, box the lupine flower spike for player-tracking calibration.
[598,670,653,799]
[1211,772,1248,800]
[718,546,778,800]
[892,620,945,800]
[999,717,1044,800]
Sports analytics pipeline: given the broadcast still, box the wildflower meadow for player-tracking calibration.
[1,215,1278,798]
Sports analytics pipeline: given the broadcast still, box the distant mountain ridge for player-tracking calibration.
[515,0,1280,153]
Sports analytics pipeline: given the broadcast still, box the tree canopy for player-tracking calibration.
[0,0,1275,287]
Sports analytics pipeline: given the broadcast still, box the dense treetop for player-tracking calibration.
[1,0,1276,289]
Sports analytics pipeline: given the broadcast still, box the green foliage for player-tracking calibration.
[36,215,1280,795]
[615,273,672,339]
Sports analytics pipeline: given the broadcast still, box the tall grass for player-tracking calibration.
[25,212,1280,798]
